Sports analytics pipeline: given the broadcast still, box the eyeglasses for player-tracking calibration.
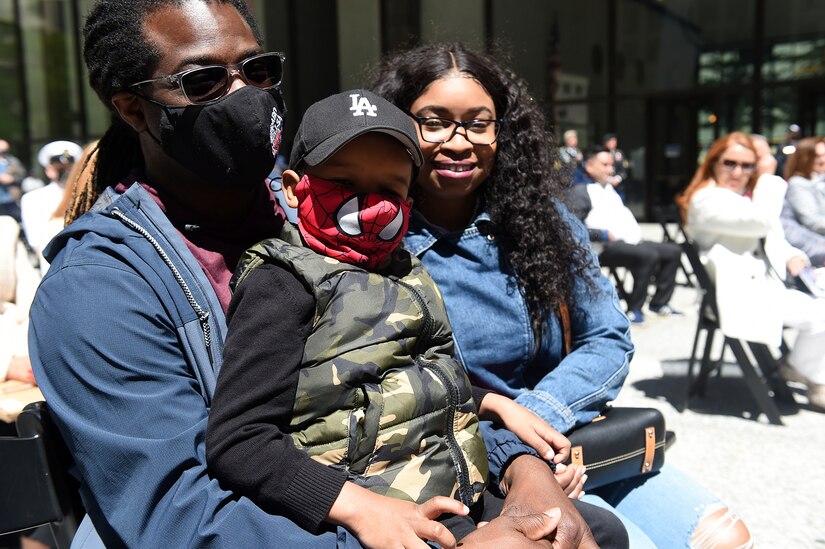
[718,158,756,174]
[408,115,502,145]
[129,52,285,105]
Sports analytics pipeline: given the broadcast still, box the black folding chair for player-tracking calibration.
[0,402,84,548]
[680,239,796,425]
[653,205,695,288]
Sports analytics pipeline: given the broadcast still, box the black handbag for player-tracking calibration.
[564,406,675,490]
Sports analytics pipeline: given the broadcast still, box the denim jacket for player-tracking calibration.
[403,203,634,433]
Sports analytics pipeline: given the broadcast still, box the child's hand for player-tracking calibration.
[478,393,571,464]
[327,482,468,548]
[553,463,587,500]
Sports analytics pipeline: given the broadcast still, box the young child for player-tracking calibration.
[206,90,496,547]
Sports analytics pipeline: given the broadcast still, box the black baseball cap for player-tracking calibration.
[289,89,423,171]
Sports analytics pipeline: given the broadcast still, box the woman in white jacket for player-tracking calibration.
[677,132,825,410]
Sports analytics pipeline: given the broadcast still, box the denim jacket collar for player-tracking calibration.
[405,208,493,257]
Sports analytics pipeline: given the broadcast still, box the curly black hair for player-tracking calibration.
[370,43,593,332]
[67,0,262,223]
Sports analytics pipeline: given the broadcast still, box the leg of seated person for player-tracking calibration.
[571,499,629,549]
[579,493,656,549]
[779,288,825,408]
[690,504,752,549]
[600,241,658,312]
[591,464,751,548]
[643,241,682,309]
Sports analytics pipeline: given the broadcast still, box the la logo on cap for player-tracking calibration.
[349,93,377,117]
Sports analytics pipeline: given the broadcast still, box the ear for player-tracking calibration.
[111,92,149,133]
[281,169,301,209]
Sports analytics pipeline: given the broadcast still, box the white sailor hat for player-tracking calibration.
[37,140,83,169]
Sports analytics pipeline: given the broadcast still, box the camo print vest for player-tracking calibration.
[233,225,488,506]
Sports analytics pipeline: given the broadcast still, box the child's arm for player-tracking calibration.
[477,392,570,465]
[206,264,348,531]
[327,482,469,549]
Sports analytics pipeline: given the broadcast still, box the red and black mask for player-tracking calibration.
[295,174,412,270]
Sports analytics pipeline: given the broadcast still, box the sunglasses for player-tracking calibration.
[129,52,285,105]
[718,159,756,173]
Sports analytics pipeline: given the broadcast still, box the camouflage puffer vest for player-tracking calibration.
[233,225,488,506]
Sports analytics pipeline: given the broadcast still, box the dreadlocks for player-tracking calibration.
[68,0,262,223]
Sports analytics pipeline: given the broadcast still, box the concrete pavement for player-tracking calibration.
[610,226,825,547]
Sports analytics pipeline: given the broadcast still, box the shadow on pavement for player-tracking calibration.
[631,358,803,422]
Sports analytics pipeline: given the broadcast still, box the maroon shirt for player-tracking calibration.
[115,175,285,311]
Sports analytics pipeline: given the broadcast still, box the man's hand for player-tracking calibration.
[457,508,561,548]
[501,455,599,548]
[478,394,570,464]
[327,482,467,549]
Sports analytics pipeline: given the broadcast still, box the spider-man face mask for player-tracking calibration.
[295,174,412,270]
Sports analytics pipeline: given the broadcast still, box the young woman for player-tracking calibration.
[372,43,752,549]
[677,132,825,410]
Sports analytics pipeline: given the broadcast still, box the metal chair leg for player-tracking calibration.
[726,339,784,425]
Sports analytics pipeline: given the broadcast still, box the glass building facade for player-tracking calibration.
[1,0,823,218]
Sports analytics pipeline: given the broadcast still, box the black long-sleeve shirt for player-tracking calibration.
[206,262,493,532]
[206,264,348,532]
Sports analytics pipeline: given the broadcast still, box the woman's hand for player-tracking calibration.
[327,482,467,548]
[787,256,807,277]
[478,393,570,465]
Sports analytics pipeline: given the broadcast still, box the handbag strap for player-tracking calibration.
[557,303,572,357]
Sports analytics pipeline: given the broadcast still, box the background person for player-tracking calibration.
[574,146,683,324]
[677,132,825,410]
[783,136,825,235]
[559,128,582,182]
[372,41,752,549]
[0,139,26,220]
[20,140,82,272]
[602,133,629,199]
[749,134,825,267]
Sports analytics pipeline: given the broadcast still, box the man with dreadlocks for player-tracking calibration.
[27,2,599,547]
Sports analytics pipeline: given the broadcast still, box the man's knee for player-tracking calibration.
[571,499,629,549]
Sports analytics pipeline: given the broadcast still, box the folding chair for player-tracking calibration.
[0,401,84,548]
[652,205,695,288]
[680,239,796,425]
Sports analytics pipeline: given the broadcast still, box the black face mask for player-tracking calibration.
[151,86,285,189]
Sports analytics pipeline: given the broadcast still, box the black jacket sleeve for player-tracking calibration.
[206,263,348,532]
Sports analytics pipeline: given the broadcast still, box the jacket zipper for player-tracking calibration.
[111,208,213,358]
[393,277,474,506]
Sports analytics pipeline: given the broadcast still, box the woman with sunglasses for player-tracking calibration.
[372,43,752,549]
[677,132,825,410]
